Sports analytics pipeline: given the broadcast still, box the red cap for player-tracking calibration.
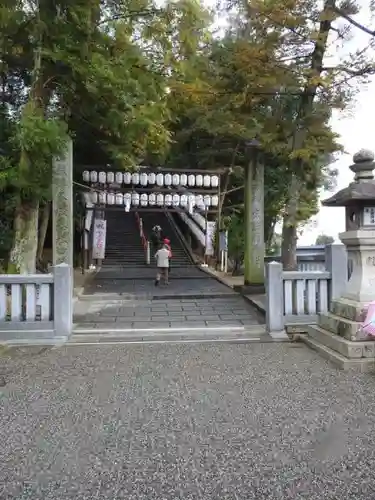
[164,238,170,244]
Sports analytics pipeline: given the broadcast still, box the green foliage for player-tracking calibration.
[315,234,335,245]
[226,210,245,273]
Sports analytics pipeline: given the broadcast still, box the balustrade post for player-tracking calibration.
[53,263,72,338]
[265,261,285,335]
[146,241,151,265]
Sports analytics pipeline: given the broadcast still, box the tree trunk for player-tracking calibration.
[281,212,298,270]
[37,201,50,263]
[8,199,39,274]
[281,175,300,270]
[265,218,276,253]
[218,169,231,224]
[280,0,333,268]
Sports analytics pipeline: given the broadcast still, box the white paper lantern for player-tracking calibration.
[204,195,211,207]
[211,175,219,188]
[211,195,219,207]
[91,191,98,203]
[90,170,98,183]
[132,172,139,185]
[180,194,188,207]
[140,173,148,186]
[172,194,180,206]
[115,172,123,184]
[124,172,132,184]
[156,193,164,206]
[156,173,164,186]
[188,196,194,215]
[172,174,180,186]
[116,193,123,205]
[203,175,210,187]
[98,171,106,184]
[131,192,139,205]
[196,194,203,208]
[180,174,187,186]
[83,170,90,182]
[140,193,148,206]
[165,194,172,206]
[188,174,195,187]
[99,191,106,204]
[196,174,203,187]
[107,192,115,205]
[148,172,156,184]
[107,171,115,183]
[84,192,90,204]
[148,193,156,206]
[164,173,172,186]
[124,193,131,210]
[188,194,195,206]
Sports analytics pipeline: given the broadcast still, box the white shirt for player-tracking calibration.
[155,247,170,268]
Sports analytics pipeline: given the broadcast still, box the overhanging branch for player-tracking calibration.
[333,7,375,37]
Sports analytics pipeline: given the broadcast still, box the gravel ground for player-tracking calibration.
[1,343,375,499]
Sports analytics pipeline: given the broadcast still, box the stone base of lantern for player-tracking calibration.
[304,296,375,371]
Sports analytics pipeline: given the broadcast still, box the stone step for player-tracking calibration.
[319,311,360,341]
[307,325,375,359]
[303,336,375,372]
[330,297,365,322]
[69,326,271,344]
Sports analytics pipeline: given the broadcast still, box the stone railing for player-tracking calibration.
[264,253,326,272]
[0,263,72,343]
[135,212,149,262]
[265,245,348,334]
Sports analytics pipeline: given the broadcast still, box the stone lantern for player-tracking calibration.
[306,149,375,370]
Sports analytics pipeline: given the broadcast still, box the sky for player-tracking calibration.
[203,0,375,245]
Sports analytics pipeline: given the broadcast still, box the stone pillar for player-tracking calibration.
[52,139,73,267]
[244,154,265,292]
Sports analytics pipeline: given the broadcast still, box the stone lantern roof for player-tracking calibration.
[322,149,375,207]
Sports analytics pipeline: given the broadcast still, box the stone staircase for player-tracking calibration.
[141,210,195,267]
[103,211,145,268]
[305,297,375,372]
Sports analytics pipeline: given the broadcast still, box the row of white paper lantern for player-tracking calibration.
[82,171,219,188]
[85,191,218,208]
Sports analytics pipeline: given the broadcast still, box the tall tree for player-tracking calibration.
[0,0,207,272]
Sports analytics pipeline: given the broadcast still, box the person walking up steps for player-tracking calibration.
[154,242,171,286]
[151,225,162,253]
[163,238,172,275]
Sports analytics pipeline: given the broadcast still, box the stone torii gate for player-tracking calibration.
[50,140,266,292]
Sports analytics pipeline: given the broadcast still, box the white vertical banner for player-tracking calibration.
[205,221,216,256]
[92,219,107,259]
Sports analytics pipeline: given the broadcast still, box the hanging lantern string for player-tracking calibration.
[73,180,218,196]
[73,180,219,208]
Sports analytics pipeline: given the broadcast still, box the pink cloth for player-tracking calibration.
[360,301,375,337]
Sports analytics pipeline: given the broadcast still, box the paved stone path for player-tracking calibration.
[1,343,375,499]
[74,296,263,330]
[75,266,264,331]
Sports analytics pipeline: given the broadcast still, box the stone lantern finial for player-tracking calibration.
[350,149,375,182]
